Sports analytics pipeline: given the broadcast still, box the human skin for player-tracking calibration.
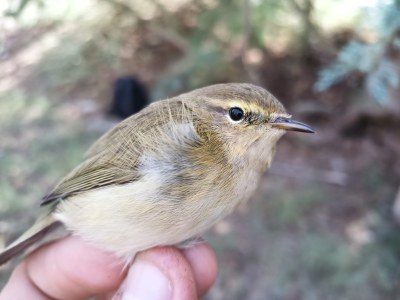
[0,236,218,300]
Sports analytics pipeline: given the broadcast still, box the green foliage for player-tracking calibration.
[315,1,400,104]
[152,47,228,100]
[152,0,245,97]
[4,0,320,97]
[3,0,43,17]
[0,91,98,216]
[153,0,316,97]
[31,33,120,92]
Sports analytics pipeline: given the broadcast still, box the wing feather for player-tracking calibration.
[41,99,195,205]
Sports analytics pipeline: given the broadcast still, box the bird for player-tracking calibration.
[0,83,314,265]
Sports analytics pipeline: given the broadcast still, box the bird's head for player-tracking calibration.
[182,83,314,169]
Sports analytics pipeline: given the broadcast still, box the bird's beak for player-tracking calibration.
[270,117,315,133]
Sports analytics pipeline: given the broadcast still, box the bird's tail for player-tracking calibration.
[0,214,65,266]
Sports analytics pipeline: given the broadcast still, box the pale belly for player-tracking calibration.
[54,157,263,260]
[53,175,240,259]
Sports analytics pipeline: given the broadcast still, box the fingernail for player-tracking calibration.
[122,260,172,300]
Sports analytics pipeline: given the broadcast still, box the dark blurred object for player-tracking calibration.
[109,76,148,119]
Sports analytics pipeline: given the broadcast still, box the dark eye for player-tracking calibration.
[229,107,244,121]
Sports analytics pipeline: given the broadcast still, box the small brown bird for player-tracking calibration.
[0,83,314,265]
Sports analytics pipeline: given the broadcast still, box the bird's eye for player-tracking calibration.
[228,107,244,122]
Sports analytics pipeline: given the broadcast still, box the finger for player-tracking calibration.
[101,243,217,300]
[120,246,198,300]
[24,236,126,299]
[0,262,50,300]
[181,243,218,297]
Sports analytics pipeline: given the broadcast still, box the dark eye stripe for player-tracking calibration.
[244,112,263,124]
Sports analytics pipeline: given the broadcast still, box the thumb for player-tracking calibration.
[119,247,197,300]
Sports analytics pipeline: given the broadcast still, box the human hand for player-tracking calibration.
[0,236,218,299]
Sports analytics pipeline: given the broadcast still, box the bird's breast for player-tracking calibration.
[54,123,265,259]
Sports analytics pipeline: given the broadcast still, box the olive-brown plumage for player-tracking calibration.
[0,83,314,264]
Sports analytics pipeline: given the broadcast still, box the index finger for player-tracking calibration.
[1,236,126,299]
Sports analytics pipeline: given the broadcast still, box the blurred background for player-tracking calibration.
[0,0,400,299]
